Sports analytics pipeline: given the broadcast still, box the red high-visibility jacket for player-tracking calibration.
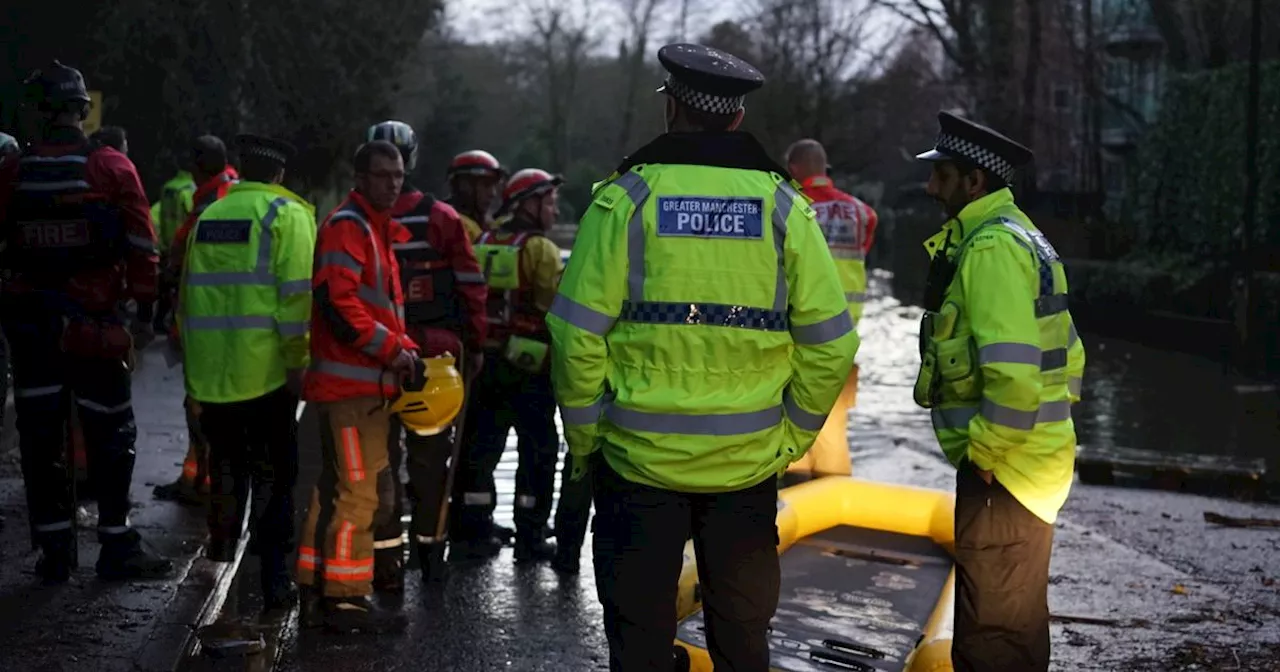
[305,190,418,402]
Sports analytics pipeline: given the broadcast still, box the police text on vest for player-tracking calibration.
[656,197,765,239]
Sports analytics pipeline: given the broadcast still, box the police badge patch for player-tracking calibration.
[656,196,764,239]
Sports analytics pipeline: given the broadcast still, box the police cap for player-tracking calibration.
[656,43,764,116]
[235,133,296,167]
[915,111,1033,185]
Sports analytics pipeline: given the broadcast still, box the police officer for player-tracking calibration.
[912,111,1085,671]
[451,168,564,563]
[365,120,488,587]
[180,133,314,619]
[782,139,879,482]
[548,44,857,670]
[1,61,171,583]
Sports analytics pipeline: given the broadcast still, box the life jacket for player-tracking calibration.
[391,190,458,332]
[7,140,123,285]
[473,228,547,346]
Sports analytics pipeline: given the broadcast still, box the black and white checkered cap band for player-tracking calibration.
[242,145,288,164]
[936,132,1016,184]
[663,77,744,115]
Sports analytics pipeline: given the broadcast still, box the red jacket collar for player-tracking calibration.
[800,175,834,190]
[194,167,239,202]
[348,190,412,244]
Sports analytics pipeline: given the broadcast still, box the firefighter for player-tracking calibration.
[153,135,239,506]
[364,120,488,588]
[446,150,505,241]
[297,140,418,633]
[0,61,172,584]
[548,44,856,669]
[913,112,1084,672]
[782,138,879,482]
[178,133,313,619]
[451,168,564,563]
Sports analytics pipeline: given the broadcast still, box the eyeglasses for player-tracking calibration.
[364,170,405,181]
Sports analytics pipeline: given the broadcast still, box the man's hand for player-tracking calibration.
[390,348,418,374]
[286,368,305,396]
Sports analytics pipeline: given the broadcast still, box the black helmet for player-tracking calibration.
[24,60,91,108]
[367,120,418,171]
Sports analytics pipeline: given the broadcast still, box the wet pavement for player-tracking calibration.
[0,345,228,672]
[165,270,1280,670]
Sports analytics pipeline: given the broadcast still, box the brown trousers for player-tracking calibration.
[786,364,858,477]
[952,463,1054,672]
[297,397,392,598]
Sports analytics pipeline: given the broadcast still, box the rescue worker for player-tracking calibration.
[150,156,196,332]
[912,111,1085,671]
[153,135,239,506]
[179,133,314,619]
[298,140,418,633]
[446,150,504,240]
[365,120,488,588]
[548,44,857,670]
[451,168,564,564]
[782,139,879,482]
[0,61,172,583]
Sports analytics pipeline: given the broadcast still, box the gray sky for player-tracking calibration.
[446,0,748,47]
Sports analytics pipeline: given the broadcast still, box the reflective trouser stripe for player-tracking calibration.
[341,427,366,482]
[76,398,132,414]
[516,495,537,509]
[16,385,63,398]
[463,492,492,505]
[372,537,404,550]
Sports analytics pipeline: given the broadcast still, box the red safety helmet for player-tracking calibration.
[447,150,504,179]
[499,168,563,214]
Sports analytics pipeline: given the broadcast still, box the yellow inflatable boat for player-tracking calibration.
[673,477,957,672]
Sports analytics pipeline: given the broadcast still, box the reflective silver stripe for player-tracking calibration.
[311,359,395,385]
[126,234,157,253]
[1068,322,1079,348]
[98,525,130,534]
[393,240,431,251]
[185,270,274,286]
[790,310,853,345]
[605,404,781,436]
[559,399,604,426]
[978,342,1041,366]
[1068,376,1083,396]
[317,251,363,275]
[185,315,276,330]
[549,294,615,336]
[397,216,430,225]
[782,390,826,432]
[372,538,404,550]
[76,398,132,415]
[454,271,485,284]
[980,398,1071,431]
[771,182,796,313]
[255,197,289,276]
[516,495,537,508]
[463,492,492,505]
[21,155,88,164]
[931,406,976,430]
[278,278,311,298]
[34,521,73,532]
[845,292,867,303]
[277,321,308,337]
[357,285,393,310]
[611,171,651,301]
[332,210,385,299]
[16,385,63,398]
[831,248,866,261]
[415,535,441,544]
[362,323,391,358]
[18,180,90,191]
[324,564,372,576]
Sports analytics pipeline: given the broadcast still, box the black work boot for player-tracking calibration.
[322,596,407,635]
[36,531,78,585]
[152,478,206,507]
[513,532,556,564]
[260,554,296,622]
[550,545,581,576]
[417,541,447,583]
[372,545,405,592]
[298,585,324,629]
[95,529,174,580]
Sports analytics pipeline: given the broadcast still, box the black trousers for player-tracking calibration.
[952,463,1054,672]
[376,418,453,546]
[551,449,593,556]
[593,459,780,672]
[452,357,559,544]
[2,303,137,543]
[199,386,299,583]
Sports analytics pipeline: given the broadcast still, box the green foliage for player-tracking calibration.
[1122,60,1280,276]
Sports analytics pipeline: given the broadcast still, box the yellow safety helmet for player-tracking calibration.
[389,355,464,436]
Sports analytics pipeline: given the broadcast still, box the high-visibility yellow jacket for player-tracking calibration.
[548,133,858,493]
[914,188,1085,523]
[154,170,195,251]
[179,181,317,403]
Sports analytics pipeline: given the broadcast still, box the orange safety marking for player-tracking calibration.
[340,426,366,482]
